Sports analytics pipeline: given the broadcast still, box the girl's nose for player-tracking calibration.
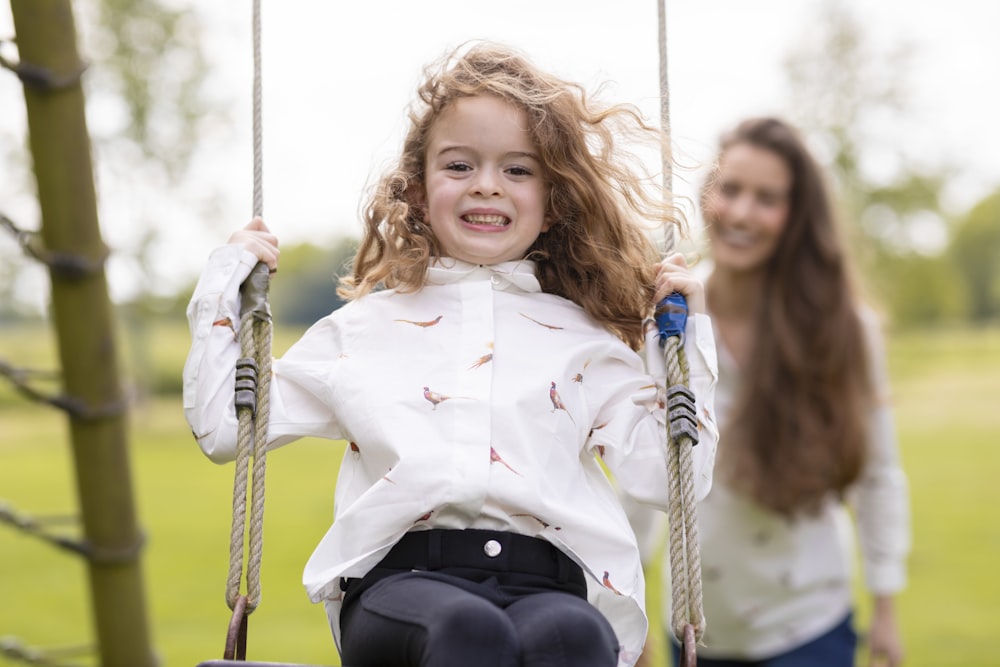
[471,169,503,197]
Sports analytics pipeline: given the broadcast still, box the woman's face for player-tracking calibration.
[704,142,792,274]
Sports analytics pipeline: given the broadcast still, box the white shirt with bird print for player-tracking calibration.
[183,245,719,667]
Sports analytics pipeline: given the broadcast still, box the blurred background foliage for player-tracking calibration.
[1,0,998,665]
[0,0,998,331]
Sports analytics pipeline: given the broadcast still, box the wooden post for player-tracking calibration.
[9,2,156,665]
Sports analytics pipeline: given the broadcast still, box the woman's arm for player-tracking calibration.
[852,310,910,667]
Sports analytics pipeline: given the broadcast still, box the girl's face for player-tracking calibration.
[423,95,550,265]
[704,142,792,274]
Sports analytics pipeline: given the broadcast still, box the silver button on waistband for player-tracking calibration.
[483,539,502,557]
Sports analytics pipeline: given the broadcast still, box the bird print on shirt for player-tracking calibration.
[638,383,665,410]
[490,446,521,476]
[588,421,609,439]
[700,406,715,433]
[422,386,471,410]
[469,342,494,369]
[469,353,493,369]
[511,513,562,531]
[394,315,443,327]
[602,571,624,595]
[549,381,576,425]
[520,312,564,330]
[571,359,591,383]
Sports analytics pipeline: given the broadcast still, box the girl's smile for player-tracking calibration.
[461,208,511,228]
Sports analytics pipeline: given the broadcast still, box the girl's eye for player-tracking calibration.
[445,162,472,172]
[506,166,533,177]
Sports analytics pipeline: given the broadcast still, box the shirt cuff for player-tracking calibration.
[866,560,908,595]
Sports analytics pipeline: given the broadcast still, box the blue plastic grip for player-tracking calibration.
[655,291,688,344]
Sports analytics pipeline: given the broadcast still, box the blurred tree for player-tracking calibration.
[782,0,958,325]
[870,252,968,326]
[270,237,358,326]
[80,0,221,298]
[948,188,1000,323]
[82,0,211,176]
[1,0,219,317]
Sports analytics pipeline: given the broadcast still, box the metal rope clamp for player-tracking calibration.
[666,385,699,447]
[234,357,258,416]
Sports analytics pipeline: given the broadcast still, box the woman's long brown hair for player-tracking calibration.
[707,117,874,515]
[338,42,673,350]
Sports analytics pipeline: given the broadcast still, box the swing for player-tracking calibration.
[197,3,701,666]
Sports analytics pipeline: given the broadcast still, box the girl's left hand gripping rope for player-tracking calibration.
[655,292,699,447]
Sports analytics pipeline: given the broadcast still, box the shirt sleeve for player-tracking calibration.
[849,310,911,594]
[182,245,343,463]
[182,245,258,463]
[598,313,719,509]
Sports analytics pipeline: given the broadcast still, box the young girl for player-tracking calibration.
[634,117,909,667]
[184,43,718,667]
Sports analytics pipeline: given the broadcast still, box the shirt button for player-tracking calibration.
[490,274,502,288]
[483,539,502,557]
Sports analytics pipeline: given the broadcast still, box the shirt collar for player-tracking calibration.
[426,258,542,293]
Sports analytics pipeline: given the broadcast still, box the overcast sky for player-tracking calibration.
[1,0,998,303]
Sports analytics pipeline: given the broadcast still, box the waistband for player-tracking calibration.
[378,528,582,585]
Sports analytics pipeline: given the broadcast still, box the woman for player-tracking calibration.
[638,117,909,667]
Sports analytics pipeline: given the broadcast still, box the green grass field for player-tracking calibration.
[1,322,998,666]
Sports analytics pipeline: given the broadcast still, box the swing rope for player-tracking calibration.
[215,3,701,662]
[251,0,264,220]
[225,0,272,633]
[657,0,674,256]
[657,0,706,657]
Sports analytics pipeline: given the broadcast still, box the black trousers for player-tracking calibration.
[339,529,620,667]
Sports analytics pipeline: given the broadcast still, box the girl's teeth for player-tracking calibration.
[464,214,508,226]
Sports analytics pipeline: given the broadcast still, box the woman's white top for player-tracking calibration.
[632,300,910,659]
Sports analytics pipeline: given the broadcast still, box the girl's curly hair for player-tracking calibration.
[339,42,679,350]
